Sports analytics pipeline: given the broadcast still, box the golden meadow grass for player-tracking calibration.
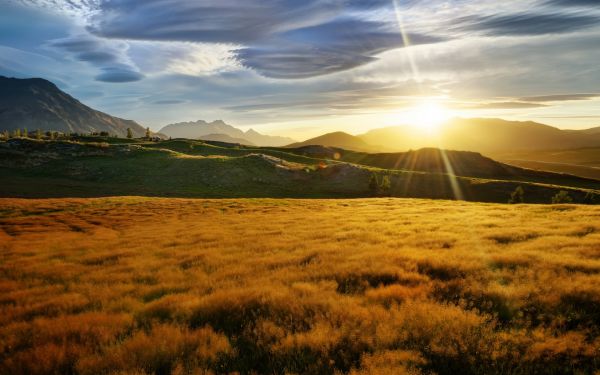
[0,197,599,374]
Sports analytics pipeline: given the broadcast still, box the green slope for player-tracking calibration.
[0,138,598,203]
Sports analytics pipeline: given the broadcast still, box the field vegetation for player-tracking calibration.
[1,197,599,374]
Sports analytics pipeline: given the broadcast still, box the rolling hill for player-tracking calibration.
[1,137,597,203]
[0,76,146,137]
[159,120,294,146]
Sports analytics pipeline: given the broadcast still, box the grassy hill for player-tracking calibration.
[1,197,599,374]
[0,137,598,203]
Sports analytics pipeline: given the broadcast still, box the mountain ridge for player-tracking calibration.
[356,118,600,153]
[0,76,146,137]
[285,131,376,152]
[159,120,295,147]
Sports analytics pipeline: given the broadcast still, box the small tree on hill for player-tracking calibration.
[126,128,133,139]
[14,129,21,138]
[380,175,391,196]
[36,129,42,140]
[145,127,151,139]
[23,128,28,138]
[368,174,379,196]
[583,191,597,205]
[368,173,392,197]
[508,186,525,204]
[552,190,572,204]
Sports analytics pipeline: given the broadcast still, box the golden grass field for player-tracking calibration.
[1,197,599,374]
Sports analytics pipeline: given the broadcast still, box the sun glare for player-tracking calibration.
[406,101,450,134]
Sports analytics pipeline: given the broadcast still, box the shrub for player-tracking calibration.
[368,173,392,197]
[369,174,379,196]
[552,190,573,204]
[126,128,133,139]
[508,186,525,204]
[583,191,598,205]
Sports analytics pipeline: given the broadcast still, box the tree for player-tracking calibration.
[126,128,133,139]
[23,128,28,138]
[368,174,379,196]
[380,175,391,196]
[508,186,525,204]
[2,130,8,139]
[583,191,597,205]
[14,128,21,138]
[368,173,392,196]
[145,127,151,139]
[36,129,42,140]
[552,190,573,204]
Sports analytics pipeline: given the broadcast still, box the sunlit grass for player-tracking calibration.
[0,197,599,374]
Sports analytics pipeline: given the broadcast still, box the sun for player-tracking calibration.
[405,101,450,134]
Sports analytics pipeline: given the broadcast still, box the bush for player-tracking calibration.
[508,186,525,204]
[368,173,392,197]
[583,191,598,205]
[552,190,573,204]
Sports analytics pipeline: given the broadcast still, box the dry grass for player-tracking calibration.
[1,197,599,374]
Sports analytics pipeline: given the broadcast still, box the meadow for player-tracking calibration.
[1,197,599,374]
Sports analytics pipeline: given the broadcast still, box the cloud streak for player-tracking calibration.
[48,34,143,82]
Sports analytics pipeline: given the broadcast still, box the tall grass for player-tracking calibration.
[0,197,599,374]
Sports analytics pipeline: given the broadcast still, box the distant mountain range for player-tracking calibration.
[285,131,373,151]
[290,118,600,153]
[197,133,255,145]
[158,120,295,147]
[0,76,146,137]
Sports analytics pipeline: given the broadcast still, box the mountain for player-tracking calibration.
[198,133,255,145]
[0,76,146,137]
[358,118,600,153]
[285,131,375,151]
[158,120,295,146]
[581,126,600,135]
[243,128,295,147]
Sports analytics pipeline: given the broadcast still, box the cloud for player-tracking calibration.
[545,0,600,7]
[518,93,600,102]
[454,102,549,110]
[86,0,343,43]
[94,67,144,82]
[455,12,600,36]
[239,18,444,78]
[153,99,187,105]
[22,0,442,79]
[48,34,143,82]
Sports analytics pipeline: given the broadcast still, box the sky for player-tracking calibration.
[2,0,600,139]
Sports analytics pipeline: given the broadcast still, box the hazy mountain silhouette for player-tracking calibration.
[358,118,600,152]
[285,131,376,151]
[0,76,146,137]
[159,120,294,146]
[198,133,256,146]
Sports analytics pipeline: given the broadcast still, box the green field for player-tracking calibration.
[0,137,598,203]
